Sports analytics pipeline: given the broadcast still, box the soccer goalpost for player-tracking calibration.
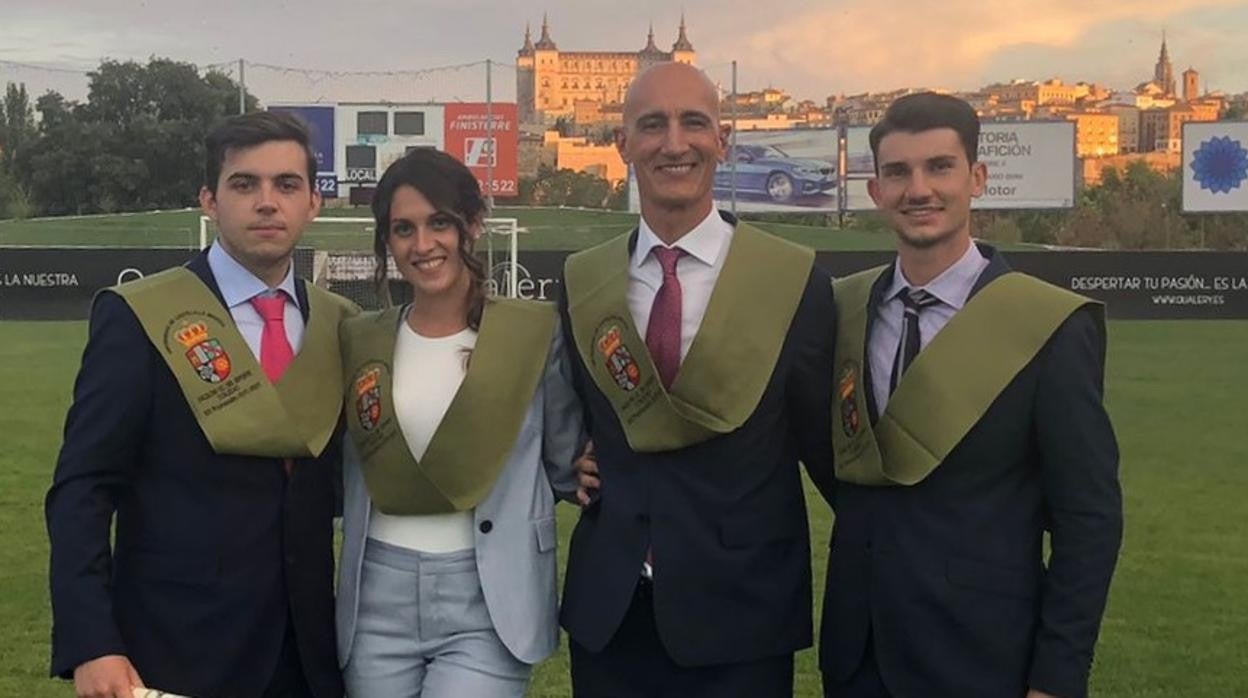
[198,215,522,306]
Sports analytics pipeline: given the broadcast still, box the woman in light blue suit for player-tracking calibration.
[336,149,583,697]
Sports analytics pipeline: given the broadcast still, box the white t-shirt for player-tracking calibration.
[367,322,479,553]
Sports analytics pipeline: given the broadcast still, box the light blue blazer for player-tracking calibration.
[336,325,583,665]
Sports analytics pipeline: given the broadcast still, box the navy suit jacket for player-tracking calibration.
[558,229,837,666]
[46,252,344,698]
[819,248,1123,698]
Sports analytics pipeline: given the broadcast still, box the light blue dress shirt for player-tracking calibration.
[206,243,304,359]
[868,242,990,414]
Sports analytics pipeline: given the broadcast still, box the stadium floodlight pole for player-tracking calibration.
[485,59,495,291]
[730,60,738,216]
[837,118,848,229]
[486,59,495,212]
[238,59,245,115]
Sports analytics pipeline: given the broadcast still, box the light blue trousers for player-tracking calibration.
[344,538,530,698]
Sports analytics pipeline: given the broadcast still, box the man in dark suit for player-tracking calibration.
[46,111,348,698]
[560,62,836,697]
[819,92,1123,698]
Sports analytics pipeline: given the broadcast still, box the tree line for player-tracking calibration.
[0,58,256,218]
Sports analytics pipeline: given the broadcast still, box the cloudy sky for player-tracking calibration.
[2,0,1247,104]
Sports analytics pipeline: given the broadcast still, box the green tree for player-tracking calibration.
[1,83,36,178]
[18,58,257,215]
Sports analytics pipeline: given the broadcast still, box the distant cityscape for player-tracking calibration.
[518,18,1244,186]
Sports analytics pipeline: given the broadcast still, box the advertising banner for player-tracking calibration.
[713,129,839,212]
[845,121,1077,211]
[268,105,336,173]
[1181,121,1248,212]
[443,103,519,199]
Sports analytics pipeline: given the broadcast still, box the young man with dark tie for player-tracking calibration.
[819,92,1123,698]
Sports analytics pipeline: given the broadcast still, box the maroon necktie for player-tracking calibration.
[250,293,295,476]
[645,246,686,390]
[642,246,684,579]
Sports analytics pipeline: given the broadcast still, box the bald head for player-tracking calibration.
[616,61,728,239]
[623,62,720,124]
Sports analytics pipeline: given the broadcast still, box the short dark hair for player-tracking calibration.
[869,92,980,170]
[203,111,318,193]
[371,148,489,327]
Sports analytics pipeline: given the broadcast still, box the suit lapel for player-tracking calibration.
[968,243,1011,299]
[185,251,229,311]
[863,260,897,426]
[294,277,310,323]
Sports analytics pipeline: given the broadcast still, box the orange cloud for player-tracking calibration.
[731,0,1242,93]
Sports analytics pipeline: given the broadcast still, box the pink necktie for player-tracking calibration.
[250,294,294,384]
[250,293,295,476]
[645,246,686,390]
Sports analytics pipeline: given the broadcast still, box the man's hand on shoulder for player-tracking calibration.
[74,654,144,698]
[1027,690,1059,698]
[575,439,600,507]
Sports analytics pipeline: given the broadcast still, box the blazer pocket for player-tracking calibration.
[533,516,558,553]
[125,551,220,587]
[719,511,803,548]
[946,556,1038,600]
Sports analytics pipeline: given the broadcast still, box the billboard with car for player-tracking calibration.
[712,129,838,212]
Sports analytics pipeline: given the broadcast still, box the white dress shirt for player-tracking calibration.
[206,242,304,358]
[868,241,990,413]
[626,208,735,362]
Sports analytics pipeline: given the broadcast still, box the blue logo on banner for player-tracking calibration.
[1191,135,1248,194]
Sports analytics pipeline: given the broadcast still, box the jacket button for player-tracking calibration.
[479,520,493,534]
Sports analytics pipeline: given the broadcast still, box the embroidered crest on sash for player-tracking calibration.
[838,361,861,438]
[354,366,382,432]
[175,320,231,384]
[596,322,641,392]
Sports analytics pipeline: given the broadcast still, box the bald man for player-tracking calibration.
[557,63,837,696]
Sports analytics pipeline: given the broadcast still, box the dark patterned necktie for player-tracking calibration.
[889,287,941,395]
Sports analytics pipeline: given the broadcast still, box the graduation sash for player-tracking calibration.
[832,266,1104,486]
[342,298,557,515]
[112,266,355,459]
[565,221,814,452]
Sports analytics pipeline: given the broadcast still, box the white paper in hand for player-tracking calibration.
[133,688,192,698]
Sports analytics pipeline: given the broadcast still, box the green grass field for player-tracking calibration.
[0,206,1034,252]
[2,319,1246,696]
[1,208,1243,695]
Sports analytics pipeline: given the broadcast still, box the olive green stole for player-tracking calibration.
[565,222,814,452]
[112,266,355,458]
[832,265,1104,486]
[342,298,557,515]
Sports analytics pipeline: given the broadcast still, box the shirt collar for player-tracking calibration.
[633,208,731,269]
[207,242,299,310]
[884,240,987,310]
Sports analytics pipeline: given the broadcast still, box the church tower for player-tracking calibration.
[671,13,696,65]
[1154,32,1176,97]
[516,23,537,122]
[1182,67,1200,102]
